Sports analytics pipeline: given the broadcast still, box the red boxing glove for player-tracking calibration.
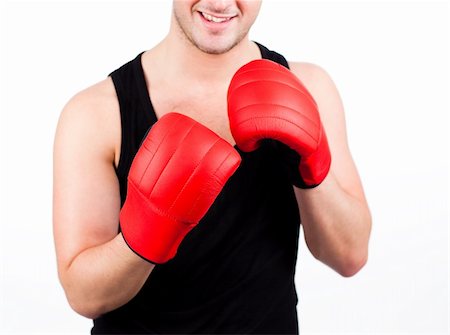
[120,112,241,264]
[227,59,331,188]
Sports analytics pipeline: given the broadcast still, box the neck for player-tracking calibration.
[154,30,259,85]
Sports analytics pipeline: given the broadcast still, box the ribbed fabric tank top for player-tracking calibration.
[92,42,301,334]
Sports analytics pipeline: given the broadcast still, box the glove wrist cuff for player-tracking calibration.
[120,182,195,264]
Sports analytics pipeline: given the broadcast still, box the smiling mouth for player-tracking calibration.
[200,11,235,23]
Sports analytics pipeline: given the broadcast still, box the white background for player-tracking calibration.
[1,0,449,334]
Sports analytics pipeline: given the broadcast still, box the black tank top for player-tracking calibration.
[92,42,301,334]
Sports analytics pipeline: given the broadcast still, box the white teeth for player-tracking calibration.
[201,12,230,23]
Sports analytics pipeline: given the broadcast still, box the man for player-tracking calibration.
[53,1,371,334]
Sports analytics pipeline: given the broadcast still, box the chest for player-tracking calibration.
[150,86,235,145]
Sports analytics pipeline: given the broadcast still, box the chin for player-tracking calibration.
[193,36,243,55]
[198,44,235,55]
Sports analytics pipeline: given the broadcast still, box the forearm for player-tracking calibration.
[295,173,372,277]
[60,233,154,319]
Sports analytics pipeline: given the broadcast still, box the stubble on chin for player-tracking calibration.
[196,38,241,55]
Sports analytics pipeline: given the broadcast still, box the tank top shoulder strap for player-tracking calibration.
[255,42,290,69]
[109,52,158,203]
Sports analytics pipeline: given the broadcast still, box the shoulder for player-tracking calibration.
[61,77,118,126]
[55,77,121,165]
[288,62,341,104]
[288,61,345,125]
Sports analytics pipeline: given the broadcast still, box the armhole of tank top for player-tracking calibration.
[133,52,158,125]
[110,52,158,181]
[109,67,129,181]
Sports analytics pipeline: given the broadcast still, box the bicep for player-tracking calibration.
[53,92,121,274]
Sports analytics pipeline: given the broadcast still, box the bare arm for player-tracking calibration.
[290,62,372,277]
[53,78,154,319]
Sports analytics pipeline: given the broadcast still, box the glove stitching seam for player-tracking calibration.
[149,121,196,203]
[136,116,184,186]
[170,136,222,218]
